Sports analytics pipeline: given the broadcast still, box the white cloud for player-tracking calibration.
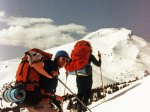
[0,11,5,17]
[0,16,88,49]
[58,23,87,34]
[6,17,54,26]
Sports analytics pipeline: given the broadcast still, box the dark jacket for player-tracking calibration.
[88,54,101,67]
[39,60,59,94]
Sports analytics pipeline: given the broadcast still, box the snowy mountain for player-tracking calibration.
[0,28,150,111]
[84,28,150,82]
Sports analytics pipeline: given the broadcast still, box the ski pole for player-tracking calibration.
[98,51,105,98]
[57,77,92,112]
[64,72,68,95]
[0,97,3,107]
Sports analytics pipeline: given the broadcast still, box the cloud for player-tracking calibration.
[58,23,87,34]
[3,17,54,26]
[0,16,88,49]
[0,11,5,17]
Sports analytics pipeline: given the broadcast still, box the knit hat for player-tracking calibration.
[55,50,69,59]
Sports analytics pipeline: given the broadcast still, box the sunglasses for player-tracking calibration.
[60,57,70,64]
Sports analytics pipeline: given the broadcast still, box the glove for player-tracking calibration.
[62,95,68,101]
[51,71,60,76]
[98,51,101,58]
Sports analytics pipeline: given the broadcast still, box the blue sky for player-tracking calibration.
[0,0,150,61]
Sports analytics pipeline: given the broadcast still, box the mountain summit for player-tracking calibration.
[83,28,150,83]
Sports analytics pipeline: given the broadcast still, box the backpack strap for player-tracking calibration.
[31,61,52,79]
[25,65,30,83]
[19,60,28,75]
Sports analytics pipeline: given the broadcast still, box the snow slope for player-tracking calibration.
[0,28,150,111]
[90,75,150,112]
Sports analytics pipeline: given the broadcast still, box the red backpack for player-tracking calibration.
[65,40,92,72]
[16,48,53,83]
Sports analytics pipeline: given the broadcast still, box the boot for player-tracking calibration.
[49,95,62,109]
[58,109,63,112]
[82,102,88,112]
[77,103,82,112]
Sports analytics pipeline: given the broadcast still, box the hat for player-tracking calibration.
[55,50,69,59]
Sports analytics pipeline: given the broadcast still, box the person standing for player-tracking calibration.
[65,40,101,112]
[76,53,101,112]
